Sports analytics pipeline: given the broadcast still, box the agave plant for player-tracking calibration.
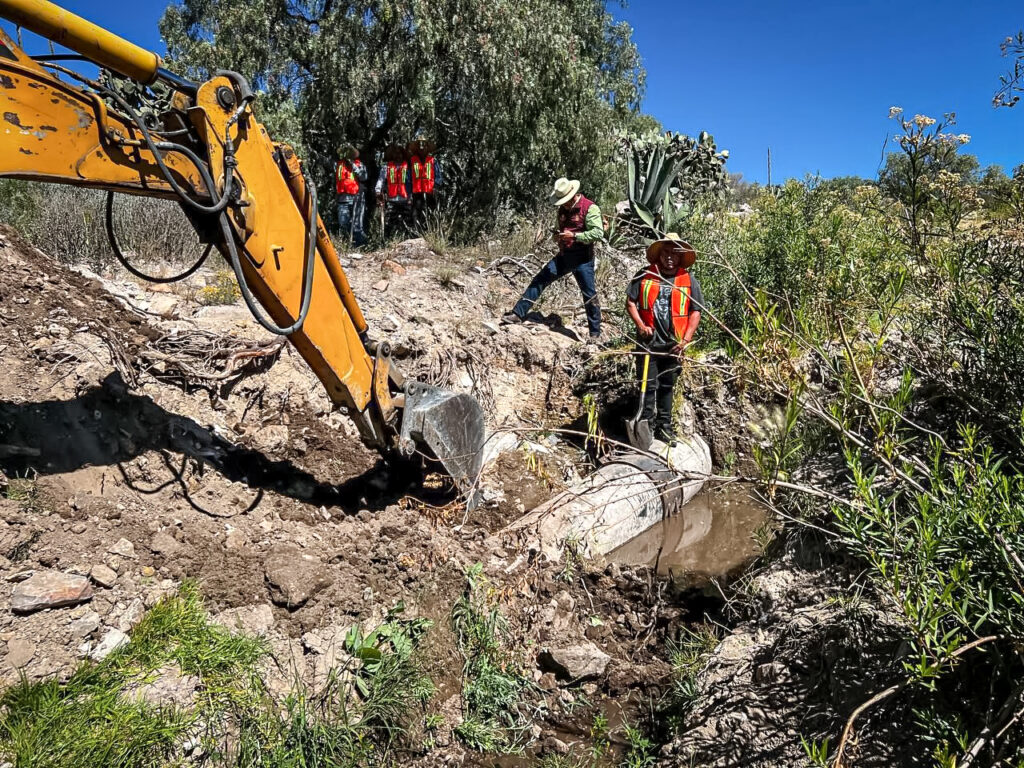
[608,130,729,248]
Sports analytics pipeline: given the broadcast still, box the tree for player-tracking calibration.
[877,109,974,252]
[995,30,1024,108]
[159,0,647,233]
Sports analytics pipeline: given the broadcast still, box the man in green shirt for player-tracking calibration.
[503,177,604,339]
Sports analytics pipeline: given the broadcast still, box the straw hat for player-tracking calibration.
[646,233,696,269]
[549,177,581,207]
[406,138,437,156]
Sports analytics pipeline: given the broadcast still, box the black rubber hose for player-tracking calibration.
[99,84,234,215]
[218,172,319,336]
[104,191,213,283]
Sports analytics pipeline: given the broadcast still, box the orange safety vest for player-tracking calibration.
[637,267,691,342]
[386,161,409,199]
[335,160,361,195]
[410,155,436,195]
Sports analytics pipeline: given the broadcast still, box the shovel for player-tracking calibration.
[626,353,654,450]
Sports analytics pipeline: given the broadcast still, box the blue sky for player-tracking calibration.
[619,0,1023,182]
[5,0,1022,183]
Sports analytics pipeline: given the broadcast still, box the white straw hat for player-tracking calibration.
[549,177,581,207]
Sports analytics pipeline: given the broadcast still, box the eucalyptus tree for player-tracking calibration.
[160,0,647,231]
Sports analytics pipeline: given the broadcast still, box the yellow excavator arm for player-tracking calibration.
[0,0,484,495]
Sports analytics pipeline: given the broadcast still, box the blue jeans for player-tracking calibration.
[337,196,366,247]
[513,254,602,335]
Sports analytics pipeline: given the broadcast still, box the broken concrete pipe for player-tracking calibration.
[503,434,712,560]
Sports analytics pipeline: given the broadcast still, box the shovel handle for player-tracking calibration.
[639,353,650,396]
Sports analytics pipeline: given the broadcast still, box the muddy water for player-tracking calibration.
[609,484,768,586]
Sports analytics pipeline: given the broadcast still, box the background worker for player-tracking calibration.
[335,144,367,247]
[408,138,441,227]
[625,234,704,444]
[503,177,604,340]
[375,142,413,238]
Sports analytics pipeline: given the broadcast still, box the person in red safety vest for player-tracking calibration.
[406,138,442,231]
[335,144,367,246]
[375,142,413,237]
[625,234,704,444]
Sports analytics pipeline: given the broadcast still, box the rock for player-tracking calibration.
[264,545,330,609]
[541,737,570,756]
[395,237,430,255]
[127,664,199,708]
[5,637,35,668]
[539,643,611,681]
[382,259,407,276]
[149,531,181,556]
[90,564,118,588]
[91,628,129,660]
[141,566,155,578]
[213,604,275,637]
[108,538,136,558]
[372,279,390,292]
[69,611,101,639]
[118,598,146,632]
[6,569,34,583]
[11,571,93,614]
[146,294,180,319]
[224,528,246,551]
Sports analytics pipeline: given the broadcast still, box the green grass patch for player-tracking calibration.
[0,583,435,767]
[0,581,260,767]
[451,563,529,753]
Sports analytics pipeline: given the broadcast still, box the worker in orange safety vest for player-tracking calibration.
[335,144,367,246]
[625,234,704,444]
[375,142,414,238]
[407,138,442,228]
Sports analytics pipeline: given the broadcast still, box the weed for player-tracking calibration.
[800,734,830,766]
[659,625,719,734]
[422,210,453,255]
[751,517,779,552]
[590,711,610,759]
[621,722,657,768]
[722,451,737,474]
[451,563,528,753]
[197,269,240,306]
[0,582,261,767]
[2,474,50,519]
[558,534,584,583]
[433,261,463,289]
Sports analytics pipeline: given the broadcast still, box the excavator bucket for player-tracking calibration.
[399,382,486,501]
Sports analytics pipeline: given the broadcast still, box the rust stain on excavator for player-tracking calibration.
[3,110,24,127]
[18,148,32,155]
[0,75,13,89]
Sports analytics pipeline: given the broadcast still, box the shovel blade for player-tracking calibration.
[626,417,654,451]
[398,382,485,498]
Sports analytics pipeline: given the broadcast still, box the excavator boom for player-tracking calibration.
[0,0,484,496]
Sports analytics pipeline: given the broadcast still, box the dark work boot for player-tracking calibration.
[655,426,678,446]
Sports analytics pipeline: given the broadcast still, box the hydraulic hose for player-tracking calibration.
[218,172,319,336]
[104,192,213,284]
[40,61,317,337]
